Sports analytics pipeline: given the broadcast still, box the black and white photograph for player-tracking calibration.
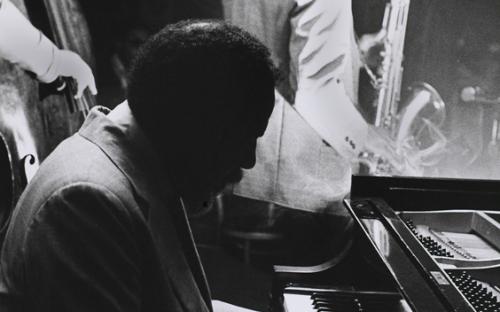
[0,0,499,311]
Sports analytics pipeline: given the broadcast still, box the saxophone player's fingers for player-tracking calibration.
[359,30,386,69]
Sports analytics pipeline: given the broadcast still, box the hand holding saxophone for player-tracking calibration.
[358,30,387,70]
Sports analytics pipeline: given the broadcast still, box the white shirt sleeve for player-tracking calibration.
[0,0,59,82]
[290,0,368,160]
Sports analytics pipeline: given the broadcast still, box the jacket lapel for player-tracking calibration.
[78,105,212,312]
[174,198,213,309]
[147,184,211,312]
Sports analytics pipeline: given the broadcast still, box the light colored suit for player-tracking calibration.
[0,104,212,312]
[224,0,366,212]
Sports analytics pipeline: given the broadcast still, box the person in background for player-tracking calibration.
[0,0,97,98]
[0,20,274,312]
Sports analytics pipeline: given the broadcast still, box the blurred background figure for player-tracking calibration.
[80,0,222,106]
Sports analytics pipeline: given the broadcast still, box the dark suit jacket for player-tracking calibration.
[0,105,212,312]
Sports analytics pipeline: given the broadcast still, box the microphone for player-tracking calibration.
[460,86,479,102]
[461,86,500,104]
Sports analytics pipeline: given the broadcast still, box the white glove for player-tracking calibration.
[42,48,98,99]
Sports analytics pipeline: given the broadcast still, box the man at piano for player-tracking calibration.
[0,21,274,312]
[0,0,97,99]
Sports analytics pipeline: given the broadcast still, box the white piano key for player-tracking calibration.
[283,293,315,312]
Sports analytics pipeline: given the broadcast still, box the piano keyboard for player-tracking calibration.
[283,290,411,312]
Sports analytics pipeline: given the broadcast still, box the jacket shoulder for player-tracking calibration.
[30,133,132,203]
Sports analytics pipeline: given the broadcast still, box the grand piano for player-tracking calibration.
[273,175,500,312]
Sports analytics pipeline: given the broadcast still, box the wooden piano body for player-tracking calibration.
[273,175,500,312]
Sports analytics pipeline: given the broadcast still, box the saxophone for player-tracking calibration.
[359,0,447,176]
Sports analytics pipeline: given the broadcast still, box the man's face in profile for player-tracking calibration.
[211,106,272,193]
[213,122,264,190]
[179,99,273,208]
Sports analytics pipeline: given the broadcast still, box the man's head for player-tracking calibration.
[127,20,275,204]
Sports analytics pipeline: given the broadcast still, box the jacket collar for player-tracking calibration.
[78,103,212,312]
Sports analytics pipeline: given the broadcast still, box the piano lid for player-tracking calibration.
[350,175,500,212]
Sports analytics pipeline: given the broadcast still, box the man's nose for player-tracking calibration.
[240,150,256,169]
[240,141,257,169]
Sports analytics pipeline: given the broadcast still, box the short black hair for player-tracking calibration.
[127,20,276,147]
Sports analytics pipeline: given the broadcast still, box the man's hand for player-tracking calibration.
[40,49,98,99]
[358,30,386,69]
